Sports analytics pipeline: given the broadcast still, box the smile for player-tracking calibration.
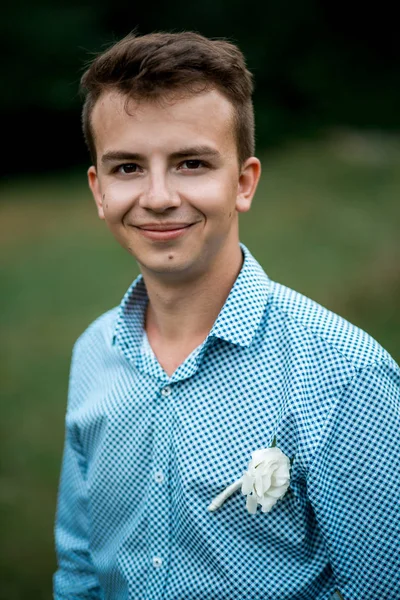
[134,223,195,241]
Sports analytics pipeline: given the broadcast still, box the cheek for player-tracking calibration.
[181,176,237,217]
[102,182,136,223]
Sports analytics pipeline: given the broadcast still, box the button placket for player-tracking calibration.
[147,384,173,594]
[154,471,164,484]
[161,386,172,398]
[152,556,163,568]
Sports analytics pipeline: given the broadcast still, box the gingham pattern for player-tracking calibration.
[54,244,400,600]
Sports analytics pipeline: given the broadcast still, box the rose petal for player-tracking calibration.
[246,494,258,514]
[261,472,272,492]
[275,463,290,478]
[254,473,265,496]
[271,477,289,488]
[260,496,277,513]
[273,475,289,487]
[259,460,276,476]
[251,449,269,466]
[241,473,254,495]
[267,483,289,499]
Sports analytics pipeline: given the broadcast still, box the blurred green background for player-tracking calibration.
[1,1,400,598]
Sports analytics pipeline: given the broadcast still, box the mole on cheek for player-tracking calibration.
[168,255,174,260]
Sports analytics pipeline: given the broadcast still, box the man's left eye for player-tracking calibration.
[181,160,203,170]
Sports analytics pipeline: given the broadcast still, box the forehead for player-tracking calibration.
[90,89,237,157]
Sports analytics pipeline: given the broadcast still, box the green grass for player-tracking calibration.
[1,134,399,599]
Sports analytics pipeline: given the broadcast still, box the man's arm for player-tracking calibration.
[53,344,103,600]
[308,359,400,600]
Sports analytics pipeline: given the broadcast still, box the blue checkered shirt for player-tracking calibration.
[54,244,400,600]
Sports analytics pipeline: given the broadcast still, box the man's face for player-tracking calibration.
[88,89,260,281]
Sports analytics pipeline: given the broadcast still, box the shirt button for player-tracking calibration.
[154,471,164,484]
[152,556,163,568]
[161,386,171,397]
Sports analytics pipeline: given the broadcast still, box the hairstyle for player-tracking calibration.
[80,31,255,165]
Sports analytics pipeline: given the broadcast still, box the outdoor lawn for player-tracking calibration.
[1,133,399,599]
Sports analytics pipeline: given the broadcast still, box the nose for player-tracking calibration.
[139,171,181,213]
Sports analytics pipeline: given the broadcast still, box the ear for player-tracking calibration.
[88,165,105,220]
[235,157,261,213]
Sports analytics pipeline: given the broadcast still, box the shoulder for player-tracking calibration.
[267,280,394,371]
[264,281,399,472]
[71,306,119,364]
[66,307,120,411]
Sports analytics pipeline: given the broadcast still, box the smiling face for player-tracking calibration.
[88,89,260,283]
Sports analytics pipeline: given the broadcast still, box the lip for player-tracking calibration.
[134,223,195,241]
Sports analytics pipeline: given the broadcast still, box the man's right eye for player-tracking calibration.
[116,163,140,174]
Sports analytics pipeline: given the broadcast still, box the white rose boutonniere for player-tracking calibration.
[208,439,291,514]
[241,446,290,513]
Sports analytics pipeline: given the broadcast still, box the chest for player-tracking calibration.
[74,356,316,599]
[78,347,294,510]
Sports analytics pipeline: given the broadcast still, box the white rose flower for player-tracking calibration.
[241,447,290,513]
[208,444,291,513]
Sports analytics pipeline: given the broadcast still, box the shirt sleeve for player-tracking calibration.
[53,344,104,600]
[308,359,400,600]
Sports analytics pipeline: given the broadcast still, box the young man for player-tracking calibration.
[54,32,400,600]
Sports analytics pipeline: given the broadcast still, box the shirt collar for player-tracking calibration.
[112,243,270,361]
[112,274,148,364]
[208,243,270,347]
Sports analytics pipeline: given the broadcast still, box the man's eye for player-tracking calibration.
[181,160,204,170]
[117,163,139,174]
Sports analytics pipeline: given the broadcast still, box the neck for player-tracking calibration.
[143,243,243,343]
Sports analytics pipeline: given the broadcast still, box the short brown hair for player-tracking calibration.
[80,31,255,165]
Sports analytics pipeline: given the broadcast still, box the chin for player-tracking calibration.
[138,253,203,280]
[126,239,209,279]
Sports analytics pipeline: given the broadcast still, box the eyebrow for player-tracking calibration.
[101,146,221,165]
